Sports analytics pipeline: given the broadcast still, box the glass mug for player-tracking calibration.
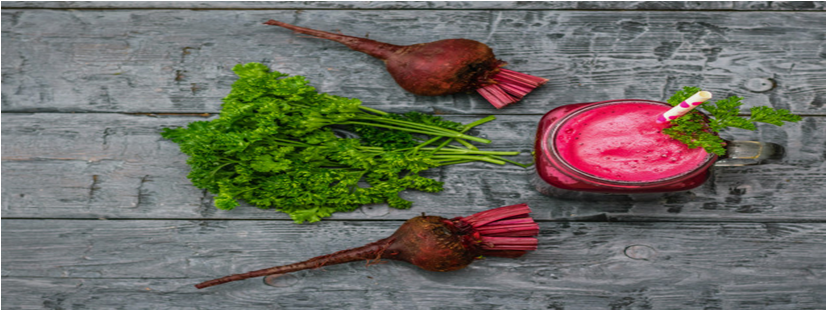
[531,99,783,199]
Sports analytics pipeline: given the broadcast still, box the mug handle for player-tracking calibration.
[714,141,784,167]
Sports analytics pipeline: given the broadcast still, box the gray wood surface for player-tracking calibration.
[2,113,825,221]
[3,220,825,309]
[3,9,826,115]
[2,2,825,310]
[3,1,826,10]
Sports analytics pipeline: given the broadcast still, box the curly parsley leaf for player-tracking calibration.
[161,62,524,223]
[663,86,802,156]
[748,106,802,126]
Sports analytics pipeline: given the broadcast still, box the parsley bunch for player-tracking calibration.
[162,63,525,223]
[662,86,802,156]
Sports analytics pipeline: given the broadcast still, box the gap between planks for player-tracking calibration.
[2,6,826,13]
[3,215,826,223]
[3,111,825,117]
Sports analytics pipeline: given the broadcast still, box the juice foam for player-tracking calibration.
[554,102,710,182]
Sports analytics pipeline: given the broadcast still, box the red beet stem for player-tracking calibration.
[196,204,538,289]
[264,19,401,60]
[194,238,394,289]
[478,84,517,109]
[476,69,549,109]
[485,217,536,226]
[460,203,533,228]
[476,221,540,237]
[497,68,549,88]
[480,236,539,250]
[457,203,539,254]
[265,19,547,109]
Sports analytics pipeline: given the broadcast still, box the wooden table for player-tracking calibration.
[3,2,826,309]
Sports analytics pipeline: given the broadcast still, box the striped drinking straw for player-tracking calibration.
[657,91,713,123]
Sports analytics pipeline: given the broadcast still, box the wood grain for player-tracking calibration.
[2,9,824,115]
[2,219,825,309]
[3,113,824,221]
[3,1,825,10]
[3,4,825,310]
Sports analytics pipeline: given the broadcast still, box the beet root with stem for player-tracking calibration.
[264,20,548,109]
[194,203,539,289]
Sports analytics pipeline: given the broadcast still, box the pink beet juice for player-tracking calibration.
[533,99,718,197]
[555,102,709,182]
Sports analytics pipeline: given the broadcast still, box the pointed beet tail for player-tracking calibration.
[195,238,394,289]
[264,20,402,60]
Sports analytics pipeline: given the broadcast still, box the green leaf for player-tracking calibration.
[214,192,240,211]
[749,106,802,126]
[667,86,702,106]
[250,154,292,173]
[160,62,524,223]
[663,86,802,156]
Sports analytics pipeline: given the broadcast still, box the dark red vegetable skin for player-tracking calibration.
[382,215,477,271]
[194,204,538,289]
[384,40,500,96]
[264,20,500,96]
[194,237,395,289]
[194,215,473,289]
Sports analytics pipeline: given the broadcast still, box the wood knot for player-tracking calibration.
[360,204,390,217]
[744,78,776,92]
[263,273,300,287]
[624,245,658,261]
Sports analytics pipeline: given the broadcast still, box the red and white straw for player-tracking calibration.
[657,91,712,123]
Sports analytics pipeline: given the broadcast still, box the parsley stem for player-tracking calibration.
[209,161,239,177]
[443,144,467,150]
[455,138,479,151]
[424,115,495,152]
[413,136,445,153]
[430,137,456,154]
[490,155,532,168]
[357,116,487,140]
[433,159,476,166]
[420,148,520,156]
[431,155,506,165]
[162,64,530,223]
[266,137,312,147]
[358,106,388,116]
[341,121,491,144]
[356,146,386,153]
[403,116,496,153]
[462,115,497,130]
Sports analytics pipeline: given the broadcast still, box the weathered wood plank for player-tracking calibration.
[3,10,825,114]
[3,1,825,11]
[3,5,825,311]
[2,219,825,309]
[3,113,825,221]
[4,276,823,310]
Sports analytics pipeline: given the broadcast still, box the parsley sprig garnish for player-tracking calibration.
[162,63,526,223]
[663,86,802,156]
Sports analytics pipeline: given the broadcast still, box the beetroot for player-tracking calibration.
[195,203,538,289]
[264,20,548,109]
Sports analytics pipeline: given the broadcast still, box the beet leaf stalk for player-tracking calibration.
[264,19,548,109]
[194,203,539,289]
